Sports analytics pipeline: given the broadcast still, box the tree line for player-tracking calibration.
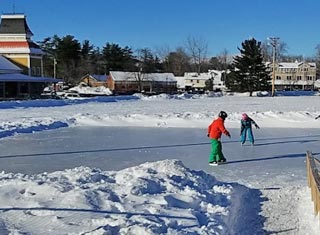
[39,35,320,94]
[38,35,238,85]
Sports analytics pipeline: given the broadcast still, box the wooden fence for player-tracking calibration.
[306,151,320,215]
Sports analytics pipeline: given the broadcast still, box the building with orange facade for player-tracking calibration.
[0,13,44,76]
[0,13,59,99]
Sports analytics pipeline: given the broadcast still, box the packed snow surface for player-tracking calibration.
[0,92,318,234]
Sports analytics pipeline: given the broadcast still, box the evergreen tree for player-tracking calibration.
[102,43,134,73]
[55,35,82,85]
[226,38,271,96]
[38,35,60,78]
[136,48,157,73]
[79,40,96,75]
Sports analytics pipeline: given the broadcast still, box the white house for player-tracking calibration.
[183,70,226,91]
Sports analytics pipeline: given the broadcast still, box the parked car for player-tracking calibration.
[64,92,82,99]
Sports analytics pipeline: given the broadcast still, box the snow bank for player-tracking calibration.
[0,94,320,139]
[0,159,263,235]
[69,85,113,96]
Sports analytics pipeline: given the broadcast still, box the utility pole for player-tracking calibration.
[53,57,57,79]
[268,37,280,97]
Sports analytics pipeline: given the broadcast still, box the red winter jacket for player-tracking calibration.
[208,117,230,139]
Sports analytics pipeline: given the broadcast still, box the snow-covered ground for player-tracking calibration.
[0,93,319,234]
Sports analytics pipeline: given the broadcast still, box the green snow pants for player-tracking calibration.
[209,139,226,162]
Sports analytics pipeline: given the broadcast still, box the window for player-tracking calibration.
[276,76,281,80]
[297,76,302,80]
[287,76,291,80]
[197,80,199,83]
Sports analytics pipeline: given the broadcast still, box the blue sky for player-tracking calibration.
[1,0,320,57]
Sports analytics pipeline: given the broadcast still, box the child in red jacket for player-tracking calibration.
[207,111,231,165]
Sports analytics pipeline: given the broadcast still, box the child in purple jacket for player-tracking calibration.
[240,113,260,145]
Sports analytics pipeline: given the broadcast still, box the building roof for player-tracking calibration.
[92,74,107,81]
[279,62,316,68]
[0,14,33,36]
[184,71,224,81]
[0,55,22,73]
[0,14,43,55]
[110,71,176,82]
[0,73,61,83]
[82,74,107,82]
[266,61,317,69]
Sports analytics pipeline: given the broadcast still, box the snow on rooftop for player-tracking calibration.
[110,71,176,82]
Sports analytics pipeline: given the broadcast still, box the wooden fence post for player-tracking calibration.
[306,151,320,215]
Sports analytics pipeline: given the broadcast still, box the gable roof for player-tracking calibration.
[278,62,316,68]
[266,61,317,69]
[90,74,107,81]
[183,70,225,84]
[110,71,176,82]
[0,55,22,73]
[109,71,137,81]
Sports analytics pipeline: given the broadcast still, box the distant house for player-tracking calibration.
[108,71,177,95]
[80,74,108,87]
[266,61,316,90]
[184,70,226,92]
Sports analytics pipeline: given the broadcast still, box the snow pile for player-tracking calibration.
[0,160,262,235]
[69,85,113,95]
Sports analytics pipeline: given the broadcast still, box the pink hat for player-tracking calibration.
[242,113,248,120]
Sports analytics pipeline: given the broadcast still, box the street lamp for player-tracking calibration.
[268,37,280,97]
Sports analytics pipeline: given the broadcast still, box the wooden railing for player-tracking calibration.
[306,151,320,215]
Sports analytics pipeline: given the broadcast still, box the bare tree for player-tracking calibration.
[154,44,171,72]
[218,48,230,82]
[165,47,190,76]
[185,36,208,74]
[132,71,147,92]
[262,39,288,62]
[261,41,272,62]
[277,41,288,61]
